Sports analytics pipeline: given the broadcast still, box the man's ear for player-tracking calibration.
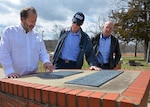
[21,17,22,21]
[102,25,104,29]
[21,17,24,22]
[80,23,83,26]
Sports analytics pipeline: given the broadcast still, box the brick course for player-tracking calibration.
[0,71,150,107]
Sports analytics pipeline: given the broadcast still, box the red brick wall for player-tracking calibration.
[0,71,150,107]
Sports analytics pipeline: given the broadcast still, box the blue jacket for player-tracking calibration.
[52,28,98,69]
[91,33,121,69]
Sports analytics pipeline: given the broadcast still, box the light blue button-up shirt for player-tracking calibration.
[60,29,80,61]
[97,34,111,64]
[0,25,50,76]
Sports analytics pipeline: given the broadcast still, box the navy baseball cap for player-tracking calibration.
[72,12,85,26]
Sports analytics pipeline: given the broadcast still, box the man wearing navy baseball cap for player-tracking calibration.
[52,12,100,71]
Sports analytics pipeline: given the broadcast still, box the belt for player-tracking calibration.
[98,63,109,66]
[59,58,76,63]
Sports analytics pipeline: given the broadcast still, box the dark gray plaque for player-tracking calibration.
[65,70,123,87]
[37,71,83,79]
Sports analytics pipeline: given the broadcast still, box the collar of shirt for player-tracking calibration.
[69,28,81,36]
[19,24,33,34]
[100,34,111,40]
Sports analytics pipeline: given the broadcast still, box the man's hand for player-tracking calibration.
[43,62,54,72]
[6,73,20,78]
[113,64,121,70]
[90,66,101,71]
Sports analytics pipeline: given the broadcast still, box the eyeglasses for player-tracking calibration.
[73,22,77,24]
[72,22,80,26]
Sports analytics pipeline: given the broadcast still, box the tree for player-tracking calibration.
[110,0,150,59]
[51,24,64,40]
[84,15,108,38]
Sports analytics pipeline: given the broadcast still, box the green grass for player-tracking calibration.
[82,55,150,70]
[38,62,45,72]
[121,56,150,70]
[38,55,150,70]
[149,92,150,103]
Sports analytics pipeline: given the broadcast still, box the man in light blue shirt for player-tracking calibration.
[92,21,121,69]
[0,6,53,78]
[59,28,80,62]
[52,12,100,70]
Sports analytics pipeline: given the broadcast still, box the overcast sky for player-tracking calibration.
[0,0,120,39]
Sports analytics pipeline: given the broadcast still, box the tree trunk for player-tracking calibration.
[146,41,150,63]
[134,43,137,57]
[144,39,149,61]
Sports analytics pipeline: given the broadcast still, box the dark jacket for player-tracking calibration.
[52,28,98,69]
[91,33,121,69]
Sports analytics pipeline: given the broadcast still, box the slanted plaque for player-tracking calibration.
[66,70,124,87]
[37,71,83,79]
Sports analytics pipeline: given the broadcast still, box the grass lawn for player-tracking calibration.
[121,55,150,70]
[82,53,150,70]
[37,52,149,71]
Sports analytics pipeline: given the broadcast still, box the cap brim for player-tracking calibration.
[72,18,82,26]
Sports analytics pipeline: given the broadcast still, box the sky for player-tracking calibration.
[0,0,120,40]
